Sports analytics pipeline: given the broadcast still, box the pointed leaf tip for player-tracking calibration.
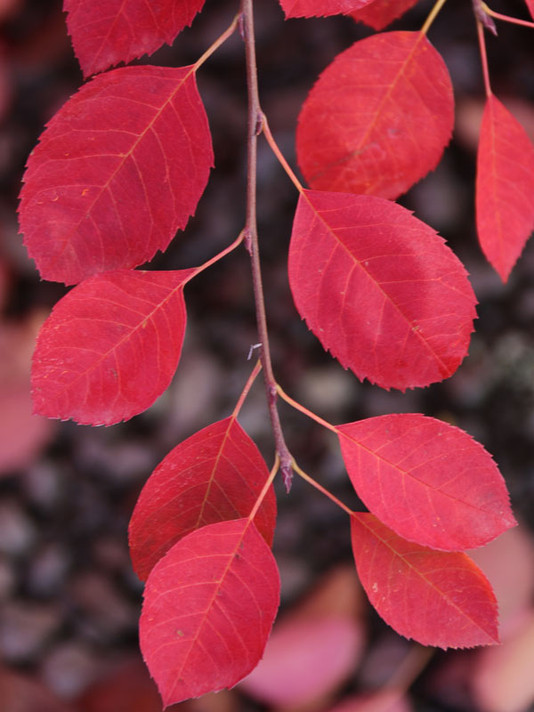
[279,0,373,18]
[476,95,534,282]
[129,417,277,581]
[140,519,280,706]
[351,513,500,649]
[64,0,207,76]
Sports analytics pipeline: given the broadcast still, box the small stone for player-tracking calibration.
[40,641,103,699]
[0,601,59,663]
[0,500,36,557]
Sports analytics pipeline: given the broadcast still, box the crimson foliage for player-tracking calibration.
[18,0,533,706]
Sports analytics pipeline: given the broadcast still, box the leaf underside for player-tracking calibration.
[350,513,499,648]
[129,417,277,581]
[19,65,213,285]
[140,519,280,707]
[288,190,477,390]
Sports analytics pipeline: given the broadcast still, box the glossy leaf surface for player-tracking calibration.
[64,0,206,77]
[19,65,213,285]
[338,414,516,550]
[32,269,194,426]
[350,0,420,29]
[288,190,477,390]
[129,417,277,581]
[350,513,499,648]
[140,519,280,706]
[279,0,372,17]
[476,95,534,282]
[296,32,454,199]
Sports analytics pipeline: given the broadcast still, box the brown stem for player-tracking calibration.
[241,0,293,491]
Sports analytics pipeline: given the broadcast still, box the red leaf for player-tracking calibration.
[279,0,373,18]
[240,567,364,708]
[350,513,499,648]
[476,95,534,282]
[296,31,454,199]
[140,519,280,707]
[19,66,213,285]
[129,417,277,582]
[350,0,420,30]
[338,414,516,551]
[31,269,194,426]
[64,0,206,77]
[288,190,477,390]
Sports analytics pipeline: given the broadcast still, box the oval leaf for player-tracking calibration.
[350,513,499,648]
[338,414,516,551]
[296,31,454,199]
[19,65,213,285]
[129,417,277,581]
[140,519,280,706]
[288,190,477,390]
[476,95,534,282]
[64,0,206,77]
[31,269,194,426]
[280,0,373,18]
[350,0,420,30]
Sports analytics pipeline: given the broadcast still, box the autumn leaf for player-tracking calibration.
[279,0,373,18]
[350,0,420,30]
[296,31,454,199]
[476,95,534,282]
[129,417,277,581]
[338,414,516,550]
[140,519,280,707]
[288,190,477,390]
[64,0,206,77]
[31,269,194,426]
[19,65,213,285]
[350,513,499,648]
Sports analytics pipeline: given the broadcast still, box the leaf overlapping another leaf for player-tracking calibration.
[64,0,207,77]
[288,190,477,390]
[129,417,277,582]
[476,95,534,282]
[140,519,280,707]
[350,513,499,648]
[19,65,213,285]
[338,414,516,550]
[31,269,193,426]
[296,31,454,199]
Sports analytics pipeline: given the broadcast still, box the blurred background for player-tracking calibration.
[0,0,533,710]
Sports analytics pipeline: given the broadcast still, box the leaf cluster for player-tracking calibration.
[17,0,534,707]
